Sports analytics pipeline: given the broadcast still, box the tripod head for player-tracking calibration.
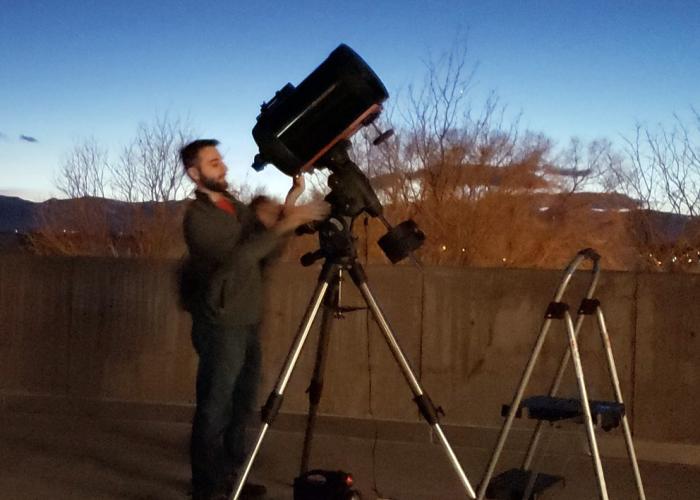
[296,140,374,266]
[298,140,425,267]
[317,139,382,219]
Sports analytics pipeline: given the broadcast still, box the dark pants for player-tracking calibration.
[190,316,261,495]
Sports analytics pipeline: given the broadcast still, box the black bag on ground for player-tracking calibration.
[293,469,361,500]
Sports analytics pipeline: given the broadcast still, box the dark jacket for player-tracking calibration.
[180,190,282,326]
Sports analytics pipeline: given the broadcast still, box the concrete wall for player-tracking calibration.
[0,255,698,448]
[0,256,194,405]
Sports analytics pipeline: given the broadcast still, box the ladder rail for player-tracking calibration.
[476,249,601,500]
[478,249,646,500]
[476,318,556,500]
[596,307,647,500]
[522,253,602,468]
[564,310,609,500]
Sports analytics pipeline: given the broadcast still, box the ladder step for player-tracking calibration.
[486,468,563,499]
[501,396,625,430]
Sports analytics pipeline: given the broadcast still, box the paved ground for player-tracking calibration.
[1,411,698,499]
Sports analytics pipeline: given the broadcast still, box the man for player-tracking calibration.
[179,139,328,500]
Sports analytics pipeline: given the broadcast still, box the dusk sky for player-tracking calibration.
[1,0,698,201]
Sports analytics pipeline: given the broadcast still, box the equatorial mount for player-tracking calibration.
[298,140,425,267]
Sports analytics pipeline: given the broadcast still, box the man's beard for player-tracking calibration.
[200,173,228,193]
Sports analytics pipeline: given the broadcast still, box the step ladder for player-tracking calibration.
[476,249,646,500]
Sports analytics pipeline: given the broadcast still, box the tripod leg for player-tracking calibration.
[595,307,646,499]
[348,264,476,499]
[564,311,609,500]
[230,263,337,500]
[300,277,339,474]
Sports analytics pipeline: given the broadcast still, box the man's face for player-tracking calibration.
[192,146,228,192]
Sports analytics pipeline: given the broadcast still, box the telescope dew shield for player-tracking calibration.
[252,44,389,176]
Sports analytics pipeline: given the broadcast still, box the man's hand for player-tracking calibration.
[274,199,330,235]
[253,198,283,229]
[284,175,305,208]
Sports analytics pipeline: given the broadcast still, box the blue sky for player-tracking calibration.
[1,0,698,201]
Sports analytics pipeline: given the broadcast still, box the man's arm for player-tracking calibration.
[184,205,281,267]
[185,196,330,270]
[284,175,305,209]
[217,201,329,269]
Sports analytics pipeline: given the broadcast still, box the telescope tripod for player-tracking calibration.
[230,255,476,499]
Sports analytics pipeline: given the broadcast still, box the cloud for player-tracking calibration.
[19,134,39,143]
[0,131,7,141]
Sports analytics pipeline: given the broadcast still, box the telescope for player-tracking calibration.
[233,45,478,500]
[251,44,389,177]
[251,44,423,264]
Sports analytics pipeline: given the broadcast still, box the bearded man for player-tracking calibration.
[178,139,328,499]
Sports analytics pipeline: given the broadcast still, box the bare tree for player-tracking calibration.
[602,110,700,271]
[650,113,700,216]
[32,114,194,257]
[344,40,637,270]
[553,137,623,194]
[112,114,193,202]
[608,125,662,211]
[55,138,109,198]
[612,113,700,216]
[111,143,141,203]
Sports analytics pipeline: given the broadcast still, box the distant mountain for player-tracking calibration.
[0,194,693,254]
[0,195,187,233]
[0,195,41,232]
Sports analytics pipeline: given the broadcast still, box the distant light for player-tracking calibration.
[592,208,605,212]
[618,208,631,212]
[672,256,677,262]
[461,248,466,253]
[502,257,507,262]
[441,245,447,251]
[538,206,550,212]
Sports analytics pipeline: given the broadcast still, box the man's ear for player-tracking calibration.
[186,166,200,182]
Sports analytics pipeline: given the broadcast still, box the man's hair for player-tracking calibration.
[180,139,220,171]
